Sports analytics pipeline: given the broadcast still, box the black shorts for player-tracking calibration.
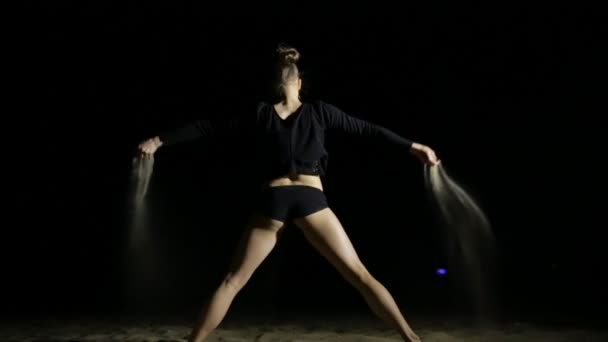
[255,185,329,222]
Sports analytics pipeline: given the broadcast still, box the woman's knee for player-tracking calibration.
[222,271,250,292]
[344,263,374,288]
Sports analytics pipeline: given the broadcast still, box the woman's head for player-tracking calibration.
[275,44,302,99]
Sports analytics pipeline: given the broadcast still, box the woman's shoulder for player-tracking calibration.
[304,99,335,111]
[255,100,339,117]
[305,100,345,116]
[255,101,277,118]
[256,101,270,111]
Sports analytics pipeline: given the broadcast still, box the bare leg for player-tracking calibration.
[188,213,285,342]
[294,208,421,342]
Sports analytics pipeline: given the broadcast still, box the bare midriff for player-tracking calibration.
[266,173,323,191]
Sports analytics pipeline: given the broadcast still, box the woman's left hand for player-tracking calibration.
[410,143,440,166]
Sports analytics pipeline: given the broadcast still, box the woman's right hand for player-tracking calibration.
[138,136,163,156]
[409,142,440,166]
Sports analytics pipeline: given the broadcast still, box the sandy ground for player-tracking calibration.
[1,315,606,342]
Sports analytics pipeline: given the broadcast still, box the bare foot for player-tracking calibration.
[406,332,421,342]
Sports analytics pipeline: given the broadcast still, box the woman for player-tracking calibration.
[138,44,439,342]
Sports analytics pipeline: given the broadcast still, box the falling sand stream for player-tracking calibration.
[424,163,497,321]
[124,155,167,311]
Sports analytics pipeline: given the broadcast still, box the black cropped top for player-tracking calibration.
[158,101,414,180]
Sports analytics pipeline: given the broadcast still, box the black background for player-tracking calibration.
[7,1,606,326]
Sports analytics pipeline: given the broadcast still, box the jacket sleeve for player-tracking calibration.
[158,117,244,146]
[318,101,413,149]
[158,103,263,146]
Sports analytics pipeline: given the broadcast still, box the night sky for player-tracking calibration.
[8,1,606,325]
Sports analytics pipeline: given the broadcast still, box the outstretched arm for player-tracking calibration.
[138,116,248,156]
[319,101,439,165]
[319,101,414,149]
[157,117,244,147]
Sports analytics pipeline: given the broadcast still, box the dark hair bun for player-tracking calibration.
[277,44,300,65]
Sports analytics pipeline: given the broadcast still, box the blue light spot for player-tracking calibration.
[436,268,447,276]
